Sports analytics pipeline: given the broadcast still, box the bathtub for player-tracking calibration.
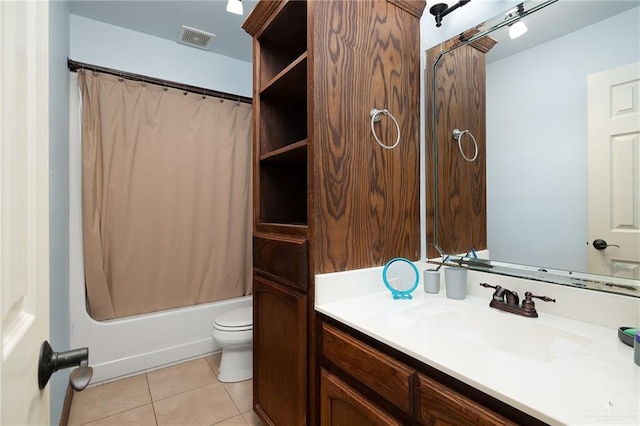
[69,74,251,384]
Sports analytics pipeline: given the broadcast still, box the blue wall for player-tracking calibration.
[69,14,252,97]
[486,7,640,271]
[49,0,70,424]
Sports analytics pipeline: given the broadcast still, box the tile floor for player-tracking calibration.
[68,354,262,426]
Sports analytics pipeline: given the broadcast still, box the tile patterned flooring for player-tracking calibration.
[68,354,262,426]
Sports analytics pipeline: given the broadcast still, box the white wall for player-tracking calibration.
[486,7,640,271]
[69,14,252,98]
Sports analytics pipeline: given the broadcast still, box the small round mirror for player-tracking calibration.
[382,258,419,299]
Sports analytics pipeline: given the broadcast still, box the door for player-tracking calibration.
[0,1,50,424]
[253,274,307,426]
[588,62,640,278]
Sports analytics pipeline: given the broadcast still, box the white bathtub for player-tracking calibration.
[69,74,251,384]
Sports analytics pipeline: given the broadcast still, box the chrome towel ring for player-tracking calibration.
[452,128,478,162]
[370,108,400,149]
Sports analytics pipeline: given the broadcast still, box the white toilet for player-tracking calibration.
[211,304,253,383]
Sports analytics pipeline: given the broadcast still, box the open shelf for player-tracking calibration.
[258,1,307,85]
[261,53,307,100]
[259,161,307,225]
[260,139,307,163]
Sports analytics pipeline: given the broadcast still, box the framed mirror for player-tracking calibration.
[426,0,640,297]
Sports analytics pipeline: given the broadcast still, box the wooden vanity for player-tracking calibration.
[319,318,544,425]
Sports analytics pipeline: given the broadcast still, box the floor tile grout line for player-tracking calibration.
[150,379,223,403]
[220,384,242,414]
[71,375,154,426]
[76,403,155,426]
[148,357,222,403]
[145,373,160,426]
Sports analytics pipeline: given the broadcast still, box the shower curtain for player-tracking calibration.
[79,71,252,320]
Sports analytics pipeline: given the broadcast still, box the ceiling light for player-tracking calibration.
[226,0,243,15]
[509,21,528,39]
[505,3,527,40]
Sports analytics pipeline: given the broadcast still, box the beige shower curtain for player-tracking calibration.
[79,71,252,320]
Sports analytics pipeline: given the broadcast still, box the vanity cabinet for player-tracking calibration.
[243,0,424,424]
[418,374,515,425]
[320,319,540,426]
[321,369,402,426]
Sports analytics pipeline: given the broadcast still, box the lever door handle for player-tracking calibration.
[592,239,620,250]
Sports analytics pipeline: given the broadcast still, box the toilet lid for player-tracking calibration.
[215,307,252,329]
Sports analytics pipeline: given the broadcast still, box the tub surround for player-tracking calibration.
[316,264,640,425]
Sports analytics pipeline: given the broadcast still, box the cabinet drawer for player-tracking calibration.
[321,368,402,426]
[418,373,517,426]
[253,233,308,290]
[322,323,414,414]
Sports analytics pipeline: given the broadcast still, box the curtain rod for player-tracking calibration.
[67,58,253,105]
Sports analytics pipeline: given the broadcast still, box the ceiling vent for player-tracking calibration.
[177,25,216,50]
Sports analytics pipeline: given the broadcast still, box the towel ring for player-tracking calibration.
[453,128,478,162]
[370,108,400,149]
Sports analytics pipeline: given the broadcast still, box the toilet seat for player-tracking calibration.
[214,307,252,332]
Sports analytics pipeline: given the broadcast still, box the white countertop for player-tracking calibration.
[316,284,640,425]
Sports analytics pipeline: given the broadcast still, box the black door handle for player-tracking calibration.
[592,239,620,250]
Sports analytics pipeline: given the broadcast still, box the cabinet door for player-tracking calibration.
[418,373,516,426]
[321,369,401,426]
[254,274,307,425]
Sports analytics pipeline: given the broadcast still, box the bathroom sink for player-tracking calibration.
[398,298,593,363]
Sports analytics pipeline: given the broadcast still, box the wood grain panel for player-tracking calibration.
[418,373,517,426]
[321,369,402,426]
[253,275,307,426]
[322,323,415,414]
[425,43,487,258]
[253,233,308,290]
[311,0,422,273]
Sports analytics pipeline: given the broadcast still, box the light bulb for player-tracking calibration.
[509,21,527,39]
[226,0,243,15]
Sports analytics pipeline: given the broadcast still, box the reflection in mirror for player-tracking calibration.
[426,0,640,297]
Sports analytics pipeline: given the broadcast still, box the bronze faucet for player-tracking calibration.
[479,283,556,318]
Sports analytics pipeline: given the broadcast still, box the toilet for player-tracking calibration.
[211,305,253,383]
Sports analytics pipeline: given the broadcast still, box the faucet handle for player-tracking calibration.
[479,282,500,290]
[522,292,556,314]
[479,283,508,302]
[524,292,556,303]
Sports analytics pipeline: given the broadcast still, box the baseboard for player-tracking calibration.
[58,383,74,426]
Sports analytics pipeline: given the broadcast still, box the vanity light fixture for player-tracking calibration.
[226,0,243,15]
[429,0,471,28]
[507,3,528,39]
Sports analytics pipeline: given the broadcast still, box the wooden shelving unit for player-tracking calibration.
[243,1,425,424]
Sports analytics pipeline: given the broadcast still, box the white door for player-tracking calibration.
[0,1,50,424]
[587,62,640,278]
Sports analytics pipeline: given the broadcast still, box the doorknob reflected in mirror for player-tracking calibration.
[592,239,620,250]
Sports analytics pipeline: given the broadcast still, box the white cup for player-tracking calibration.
[423,269,440,293]
[444,267,467,299]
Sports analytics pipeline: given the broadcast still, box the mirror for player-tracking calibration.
[427,0,640,297]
